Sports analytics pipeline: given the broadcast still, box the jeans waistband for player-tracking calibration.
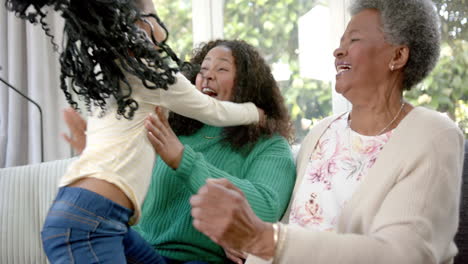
[54,187,133,224]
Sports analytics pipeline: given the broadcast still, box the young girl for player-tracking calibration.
[6,0,264,263]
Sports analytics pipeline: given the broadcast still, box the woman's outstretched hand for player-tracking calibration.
[190,178,276,260]
[145,107,184,169]
[62,107,87,155]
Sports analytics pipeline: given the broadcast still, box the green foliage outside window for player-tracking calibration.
[155,0,467,139]
[405,0,467,137]
[223,0,332,141]
[154,0,193,61]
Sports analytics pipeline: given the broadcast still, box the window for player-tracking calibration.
[156,0,467,139]
[404,0,467,136]
[154,0,193,61]
[222,0,334,142]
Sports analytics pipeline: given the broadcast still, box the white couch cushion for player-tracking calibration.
[0,158,75,264]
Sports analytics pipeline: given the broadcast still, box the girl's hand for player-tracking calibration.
[145,107,184,169]
[257,108,266,127]
[62,107,87,155]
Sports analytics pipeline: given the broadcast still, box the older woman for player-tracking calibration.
[189,0,465,263]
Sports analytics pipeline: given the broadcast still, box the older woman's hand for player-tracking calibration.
[145,107,184,169]
[62,107,87,155]
[224,246,246,264]
[190,178,276,260]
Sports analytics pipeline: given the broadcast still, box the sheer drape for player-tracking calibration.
[0,6,72,168]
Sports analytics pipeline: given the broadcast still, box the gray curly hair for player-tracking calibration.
[349,0,441,90]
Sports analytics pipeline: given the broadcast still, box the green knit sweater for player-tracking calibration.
[133,125,296,263]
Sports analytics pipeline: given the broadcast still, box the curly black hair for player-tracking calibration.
[5,0,184,119]
[170,39,294,150]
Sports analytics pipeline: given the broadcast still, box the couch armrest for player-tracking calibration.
[0,158,75,264]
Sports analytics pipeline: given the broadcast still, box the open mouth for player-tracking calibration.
[202,87,218,97]
[336,64,352,75]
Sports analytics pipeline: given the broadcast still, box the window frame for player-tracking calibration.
[191,0,352,115]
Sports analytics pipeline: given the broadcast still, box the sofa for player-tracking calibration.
[1,142,467,264]
[0,158,76,263]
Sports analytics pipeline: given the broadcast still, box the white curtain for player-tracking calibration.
[0,6,73,168]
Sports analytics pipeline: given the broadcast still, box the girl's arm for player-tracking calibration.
[133,1,263,126]
[159,73,262,127]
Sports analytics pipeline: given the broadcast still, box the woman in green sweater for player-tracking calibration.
[62,39,296,263]
[135,39,296,263]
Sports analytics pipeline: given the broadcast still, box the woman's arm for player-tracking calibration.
[190,178,277,260]
[159,73,263,127]
[190,125,465,264]
[133,1,263,126]
[145,108,295,222]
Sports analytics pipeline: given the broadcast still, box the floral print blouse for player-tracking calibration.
[289,113,393,231]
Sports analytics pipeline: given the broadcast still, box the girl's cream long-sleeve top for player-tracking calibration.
[60,72,259,224]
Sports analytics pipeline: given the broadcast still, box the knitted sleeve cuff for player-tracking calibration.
[174,144,196,178]
[173,145,208,192]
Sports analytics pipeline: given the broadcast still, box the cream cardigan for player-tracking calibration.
[248,107,464,264]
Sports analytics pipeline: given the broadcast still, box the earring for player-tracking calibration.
[390,64,395,71]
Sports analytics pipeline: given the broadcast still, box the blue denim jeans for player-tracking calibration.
[41,187,165,264]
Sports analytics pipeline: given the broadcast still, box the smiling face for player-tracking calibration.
[333,9,395,103]
[195,45,236,101]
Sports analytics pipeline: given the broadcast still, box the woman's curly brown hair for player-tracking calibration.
[169,39,294,150]
[5,0,186,119]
